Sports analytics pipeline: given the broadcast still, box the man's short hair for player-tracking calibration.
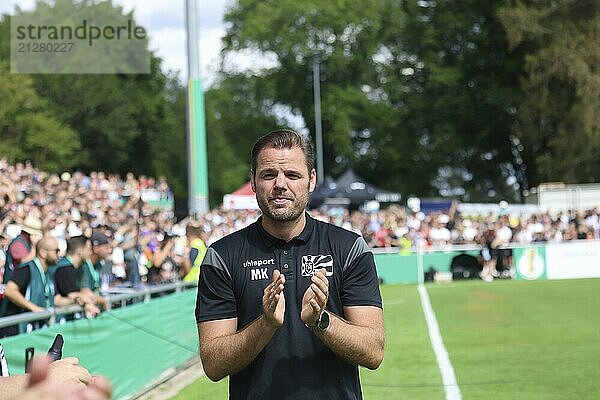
[36,234,56,254]
[251,129,315,177]
[186,223,203,237]
[66,235,89,255]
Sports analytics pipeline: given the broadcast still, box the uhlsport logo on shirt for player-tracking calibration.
[301,255,334,277]
[243,258,275,268]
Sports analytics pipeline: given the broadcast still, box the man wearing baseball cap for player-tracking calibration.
[78,232,111,308]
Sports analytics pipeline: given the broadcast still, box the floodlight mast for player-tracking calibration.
[186,0,209,216]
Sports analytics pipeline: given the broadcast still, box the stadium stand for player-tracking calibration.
[1,158,599,335]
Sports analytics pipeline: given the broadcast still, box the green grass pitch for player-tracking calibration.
[173,279,600,399]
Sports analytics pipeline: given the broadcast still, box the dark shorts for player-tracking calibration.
[497,248,512,258]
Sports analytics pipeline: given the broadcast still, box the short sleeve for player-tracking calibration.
[189,248,198,265]
[10,265,31,291]
[54,266,79,296]
[195,248,238,323]
[341,238,383,308]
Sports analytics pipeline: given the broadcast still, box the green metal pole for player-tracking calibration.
[186,0,209,215]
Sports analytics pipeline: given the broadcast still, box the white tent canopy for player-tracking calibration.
[223,181,259,210]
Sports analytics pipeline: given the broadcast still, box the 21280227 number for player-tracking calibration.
[17,42,74,53]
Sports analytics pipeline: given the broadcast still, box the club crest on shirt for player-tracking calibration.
[301,254,334,277]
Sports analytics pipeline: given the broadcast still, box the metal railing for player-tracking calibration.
[0,281,197,330]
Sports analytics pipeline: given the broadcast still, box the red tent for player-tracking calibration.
[231,181,254,195]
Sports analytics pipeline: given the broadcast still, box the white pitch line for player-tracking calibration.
[417,284,462,400]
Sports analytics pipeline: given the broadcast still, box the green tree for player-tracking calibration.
[1,1,190,203]
[220,0,534,201]
[388,0,531,201]
[204,74,280,205]
[222,0,399,181]
[148,72,188,200]
[499,0,600,186]
[0,60,80,171]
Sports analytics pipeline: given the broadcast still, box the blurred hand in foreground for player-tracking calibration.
[17,356,112,400]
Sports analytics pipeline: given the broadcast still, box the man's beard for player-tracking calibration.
[257,190,309,222]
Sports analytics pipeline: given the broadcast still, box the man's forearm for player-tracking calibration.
[315,312,385,370]
[180,257,191,276]
[80,288,106,307]
[0,374,29,400]
[5,290,40,312]
[200,316,278,381]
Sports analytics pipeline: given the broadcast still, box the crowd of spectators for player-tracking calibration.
[0,159,181,286]
[311,204,600,250]
[1,158,599,333]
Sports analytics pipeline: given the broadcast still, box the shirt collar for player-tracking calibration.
[257,212,314,248]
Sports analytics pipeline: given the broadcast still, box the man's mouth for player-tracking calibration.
[271,197,291,205]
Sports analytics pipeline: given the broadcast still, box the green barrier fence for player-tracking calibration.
[2,290,199,399]
[376,242,599,284]
[374,250,481,284]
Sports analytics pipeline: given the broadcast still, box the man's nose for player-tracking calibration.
[274,173,287,189]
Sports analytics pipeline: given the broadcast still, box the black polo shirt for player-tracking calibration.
[196,213,382,400]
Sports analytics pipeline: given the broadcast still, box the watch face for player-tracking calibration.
[318,311,330,331]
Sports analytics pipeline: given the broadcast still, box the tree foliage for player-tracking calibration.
[2,0,599,208]
[0,61,80,171]
[204,74,280,205]
[499,0,600,185]
[222,0,393,176]
[0,1,189,201]
[220,0,530,200]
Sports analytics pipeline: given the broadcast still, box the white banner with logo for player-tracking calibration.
[545,240,600,280]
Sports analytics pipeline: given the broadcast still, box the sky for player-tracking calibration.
[0,0,231,86]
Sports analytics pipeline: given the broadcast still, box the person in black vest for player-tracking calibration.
[79,232,112,309]
[0,235,59,337]
[49,236,102,318]
[196,130,385,399]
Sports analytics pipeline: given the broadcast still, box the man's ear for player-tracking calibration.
[308,169,316,193]
[250,173,256,193]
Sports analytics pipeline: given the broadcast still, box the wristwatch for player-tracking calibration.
[305,311,330,333]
